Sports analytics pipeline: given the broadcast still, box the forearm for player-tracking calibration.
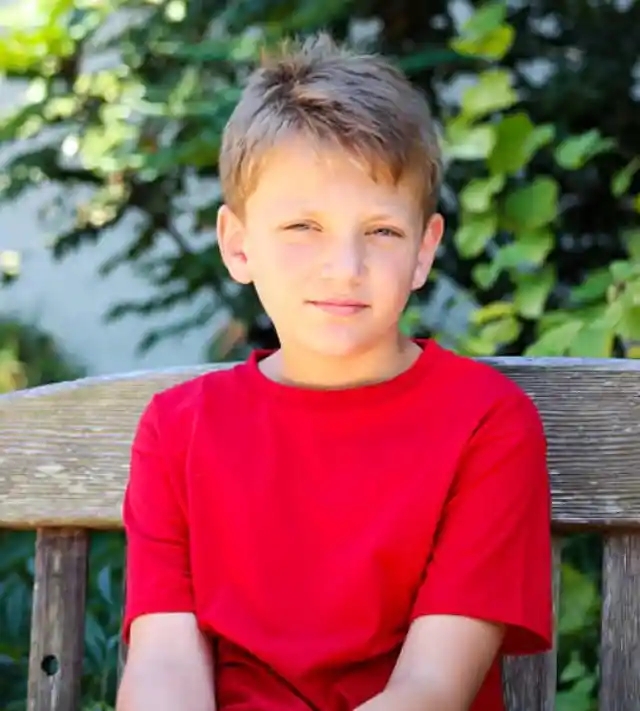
[116,656,216,711]
[353,676,463,711]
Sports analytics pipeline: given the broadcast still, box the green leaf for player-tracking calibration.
[463,334,500,357]
[597,299,625,331]
[514,266,555,319]
[559,564,599,635]
[478,315,522,347]
[453,212,497,258]
[471,300,516,325]
[523,123,556,155]
[488,113,536,175]
[459,174,505,212]
[525,319,583,356]
[560,653,588,684]
[568,323,614,357]
[610,259,640,284]
[396,48,464,75]
[554,129,616,170]
[444,119,496,160]
[495,229,554,269]
[0,102,47,142]
[502,177,559,231]
[570,268,612,304]
[628,278,640,303]
[452,25,514,61]
[516,229,555,264]
[611,157,640,197]
[458,1,507,39]
[472,262,501,290]
[460,70,518,119]
[489,117,555,176]
[623,229,640,261]
[619,304,640,341]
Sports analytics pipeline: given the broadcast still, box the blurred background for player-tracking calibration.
[0,0,638,709]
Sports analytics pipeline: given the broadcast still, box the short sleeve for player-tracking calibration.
[122,395,195,643]
[410,389,553,655]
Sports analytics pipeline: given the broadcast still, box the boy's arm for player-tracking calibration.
[116,395,215,711]
[358,387,553,711]
[354,615,504,711]
[116,613,216,711]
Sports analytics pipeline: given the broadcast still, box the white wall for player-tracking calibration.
[0,183,213,377]
[0,48,215,375]
[0,0,218,377]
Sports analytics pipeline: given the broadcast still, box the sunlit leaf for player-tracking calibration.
[459,174,505,212]
[460,69,518,119]
[525,319,583,356]
[471,300,515,325]
[554,129,616,170]
[444,119,496,160]
[453,212,497,257]
[452,25,514,60]
[612,157,640,197]
[514,266,555,319]
[502,177,559,231]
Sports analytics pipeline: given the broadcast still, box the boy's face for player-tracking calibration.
[218,137,443,359]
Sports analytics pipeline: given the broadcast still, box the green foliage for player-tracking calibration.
[0,317,85,390]
[0,530,124,711]
[442,2,640,362]
[439,5,637,706]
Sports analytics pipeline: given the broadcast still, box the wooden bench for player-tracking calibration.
[1,356,640,711]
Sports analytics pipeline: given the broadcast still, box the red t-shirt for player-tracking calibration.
[123,339,552,711]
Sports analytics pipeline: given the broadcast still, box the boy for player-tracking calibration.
[116,34,552,711]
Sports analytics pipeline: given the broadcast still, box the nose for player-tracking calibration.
[320,233,366,283]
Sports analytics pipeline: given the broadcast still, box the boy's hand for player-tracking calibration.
[354,614,504,711]
[116,612,216,711]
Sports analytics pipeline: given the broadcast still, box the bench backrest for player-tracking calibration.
[1,356,640,711]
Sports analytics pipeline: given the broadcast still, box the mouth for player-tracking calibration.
[306,299,370,316]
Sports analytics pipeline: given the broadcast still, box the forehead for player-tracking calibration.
[244,136,422,216]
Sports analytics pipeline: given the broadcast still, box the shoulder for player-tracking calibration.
[425,348,550,508]
[429,341,542,428]
[140,361,247,434]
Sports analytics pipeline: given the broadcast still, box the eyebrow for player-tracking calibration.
[275,206,407,220]
[365,212,406,223]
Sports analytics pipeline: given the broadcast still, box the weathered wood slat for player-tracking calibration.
[1,356,640,528]
[27,528,88,711]
[599,534,640,711]
[502,537,561,711]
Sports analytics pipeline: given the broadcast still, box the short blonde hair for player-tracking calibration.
[219,33,442,220]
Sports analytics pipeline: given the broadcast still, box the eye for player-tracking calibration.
[370,227,404,238]
[283,222,317,232]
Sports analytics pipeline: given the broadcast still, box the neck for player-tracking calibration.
[259,334,422,390]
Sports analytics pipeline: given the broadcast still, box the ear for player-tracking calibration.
[217,204,252,285]
[412,213,444,291]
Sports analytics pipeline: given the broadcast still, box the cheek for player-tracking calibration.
[370,247,419,289]
[269,240,319,277]
[250,241,317,301]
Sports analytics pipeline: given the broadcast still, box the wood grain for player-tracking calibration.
[27,528,88,711]
[599,534,640,711]
[502,537,561,711]
[1,356,640,528]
